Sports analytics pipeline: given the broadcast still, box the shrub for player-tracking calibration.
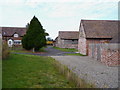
[2,42,10,60]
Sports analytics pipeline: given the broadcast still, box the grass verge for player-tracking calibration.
[65,53,86,56]
[53,47,77,52]
[2,54,76,88]
[53,60,95,88]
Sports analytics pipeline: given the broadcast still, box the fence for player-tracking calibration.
[89,43,120,66]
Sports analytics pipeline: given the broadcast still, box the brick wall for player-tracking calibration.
[78,38,111,55]
[89,43,120,66]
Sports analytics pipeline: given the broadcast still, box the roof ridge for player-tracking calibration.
[0,26,26,29]
[81,19,118,22]
[59,31,79,32]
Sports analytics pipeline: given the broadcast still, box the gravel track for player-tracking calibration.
[51,56,119,88]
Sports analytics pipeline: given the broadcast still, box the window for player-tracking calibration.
[14,40,21,45]
[14,34,19,37]
[9,41,11,44]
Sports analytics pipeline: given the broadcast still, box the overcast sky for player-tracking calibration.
[0,0,119,39]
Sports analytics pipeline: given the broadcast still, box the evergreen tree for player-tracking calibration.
[22,16,46,51]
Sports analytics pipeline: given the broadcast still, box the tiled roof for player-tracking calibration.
[1,27,26,37]
[59,31,79,39]
[110,31,120,43]
[81,20,119,39]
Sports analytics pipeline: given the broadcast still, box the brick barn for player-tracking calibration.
[78,20,118,55]
[1,27,26,47]
[55,31,79,49]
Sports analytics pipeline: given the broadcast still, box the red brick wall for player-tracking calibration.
[101,49,120,66]
[87,39,110,55]
[88,43,120,66]
[78,38,110,55]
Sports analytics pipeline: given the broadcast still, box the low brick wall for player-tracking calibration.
[88,43,120,66]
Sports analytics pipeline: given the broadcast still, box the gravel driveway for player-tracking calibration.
[51,56,119,88]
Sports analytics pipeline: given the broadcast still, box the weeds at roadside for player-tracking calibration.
[53,60,95,88]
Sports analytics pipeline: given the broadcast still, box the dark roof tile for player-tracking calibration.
[1,27,26,37]
[59,31,79,39]
[81,20,119,39]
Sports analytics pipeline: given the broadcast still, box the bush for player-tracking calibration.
[2,42,10,60]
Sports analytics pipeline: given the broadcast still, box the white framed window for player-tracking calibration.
[14,33,19,37]
[14,40,21,45]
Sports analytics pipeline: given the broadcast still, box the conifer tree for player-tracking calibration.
[22,16,46,51]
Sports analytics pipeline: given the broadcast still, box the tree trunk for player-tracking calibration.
[33,48,35,53]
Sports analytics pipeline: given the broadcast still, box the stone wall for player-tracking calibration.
[89,43,120,66]
[61,44,78,49]
[78,38,87,55]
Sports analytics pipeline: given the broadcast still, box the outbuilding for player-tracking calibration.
[78,20,118,55]
[55,31,79,49]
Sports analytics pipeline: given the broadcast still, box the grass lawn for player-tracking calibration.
[65,53,86,56]
[2,54,76,88]
[53,47,77,52]
[11,47,46,53]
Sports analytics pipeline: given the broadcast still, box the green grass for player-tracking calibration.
[39,47,46,52]
[11,47,46,53]
[53,47,77,52]
[65,53,86,56]
[2,54,76,88]
[11,49,31,53]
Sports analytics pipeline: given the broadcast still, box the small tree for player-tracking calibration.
[22,16,47,51]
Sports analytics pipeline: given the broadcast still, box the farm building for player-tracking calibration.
[54,31,79,49]
[78,20,119,55]
[78,20,119,66]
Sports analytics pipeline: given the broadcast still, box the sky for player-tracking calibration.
[0,0,119,39]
